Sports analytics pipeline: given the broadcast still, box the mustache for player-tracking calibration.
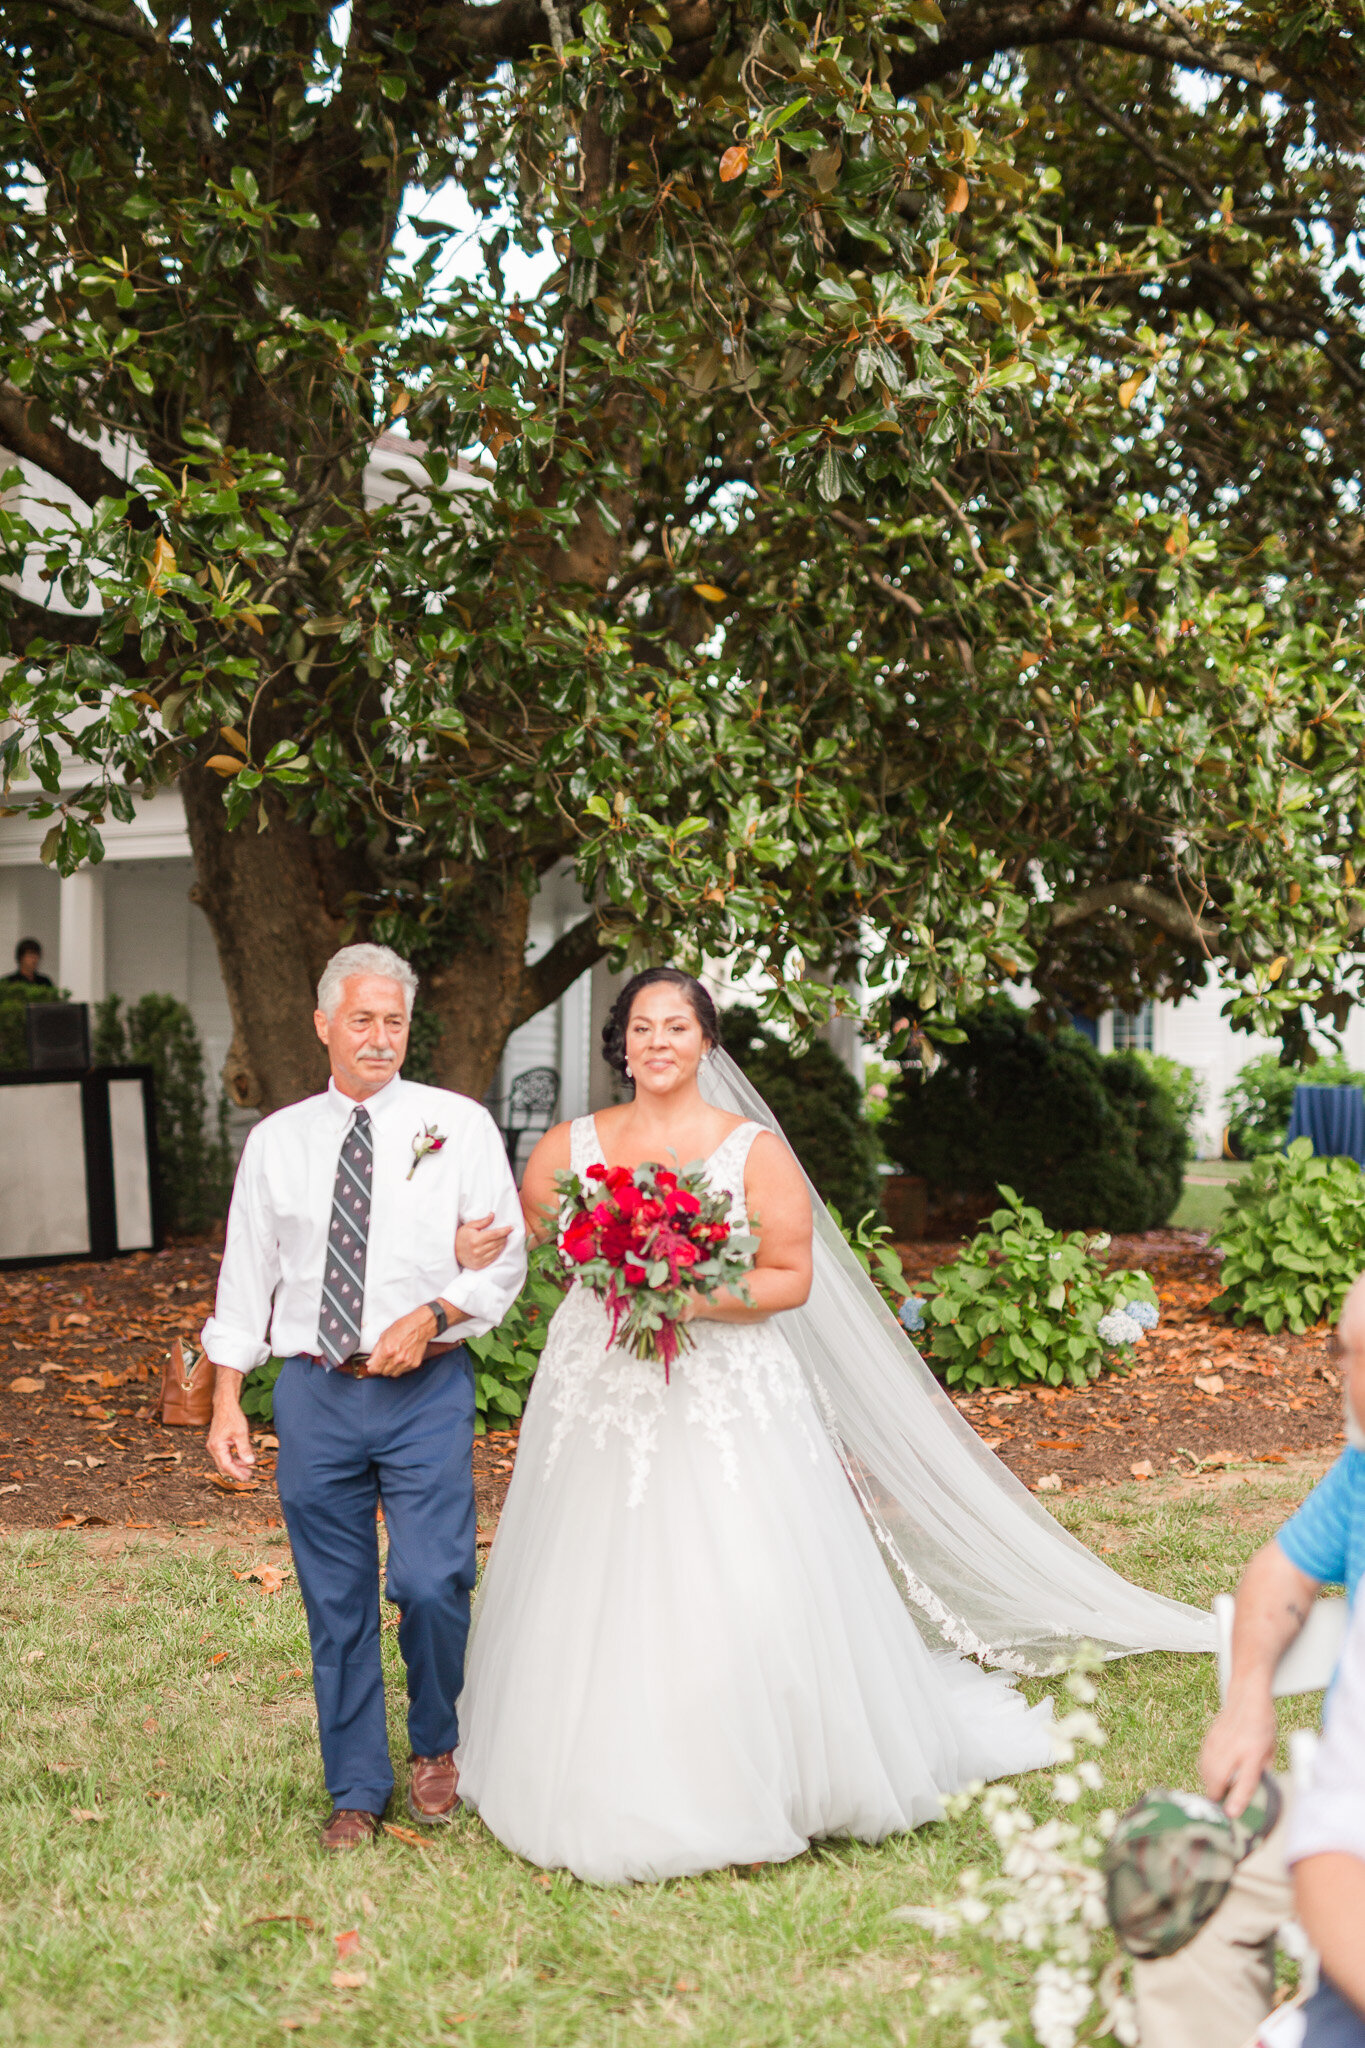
[356,1046,398,1063]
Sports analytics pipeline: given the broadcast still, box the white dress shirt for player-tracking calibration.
[1287,1595,1365,1868]
[202,1073,527,1375]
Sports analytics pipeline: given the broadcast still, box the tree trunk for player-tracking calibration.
[181,769,358,1113]
[423,882,533,1101]
[182,772,554,1114]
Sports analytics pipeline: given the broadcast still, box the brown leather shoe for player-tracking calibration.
[407,1751,459,1825]
[320,1808,382,1852]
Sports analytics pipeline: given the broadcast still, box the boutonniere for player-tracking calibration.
[407,1123,448,1179]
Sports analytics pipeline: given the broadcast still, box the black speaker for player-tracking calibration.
[25,1001,91,1071]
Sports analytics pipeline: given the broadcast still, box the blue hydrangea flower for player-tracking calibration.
[1124,1298,1160,1331]
[899,1295,927,1335]
[1097,1309,1143,1347]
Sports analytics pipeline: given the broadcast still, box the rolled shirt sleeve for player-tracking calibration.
[1277,1454,1351,1588]
[201,1128,279,1376]
[1287,1596,1365,1868]
[436,1108,527,1339]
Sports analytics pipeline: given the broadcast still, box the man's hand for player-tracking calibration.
[456,1212,513,1271]
[1199,1689,1279,1817]
[207,1367,257,1483]
[1198,1539,1320,1816]
[366,1302,460,1378]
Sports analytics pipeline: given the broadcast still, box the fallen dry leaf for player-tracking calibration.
[280,2014,321,2031]
[250,1913,317,1931]
[0,1483,20,1496]
[63,1313,90,1327]
[331,1969,367,1990]
[1194,1374,1225,1395]
[382,1822,431,1848]
[1130,1461,1155,1481]
[334,1929,361,1959]
[1034,1473,1062,1493]
[8,1377,43,1394]
[208,1475,260,1493]
[22,1647,45,1665]
[69,1806,101,1822]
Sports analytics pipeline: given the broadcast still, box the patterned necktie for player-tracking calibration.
[319,1106,372,1366]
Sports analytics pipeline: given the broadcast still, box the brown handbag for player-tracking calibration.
[160,1337,214,1427]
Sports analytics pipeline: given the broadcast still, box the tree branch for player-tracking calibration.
[0,387,151,516]
[22,0,160,51]
[889,3,1274,95]
[1,593,103,648]
[1049,879,1222,949]
[513,911,604,1029]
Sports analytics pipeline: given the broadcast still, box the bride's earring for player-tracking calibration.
[625,1061,632,1078]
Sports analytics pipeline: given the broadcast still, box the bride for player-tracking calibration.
[453,968,1212,1884]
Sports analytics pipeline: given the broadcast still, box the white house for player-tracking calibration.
[1094,982,1365,1158]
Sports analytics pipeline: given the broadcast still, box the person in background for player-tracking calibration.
[1131,1269,1365,2048]
[3,937,53,986]
[1288,1594,1365,2044]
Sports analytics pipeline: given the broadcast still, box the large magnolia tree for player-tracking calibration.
[2,0,1364,1108]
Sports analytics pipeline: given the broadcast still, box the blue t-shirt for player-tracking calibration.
[1277,1449,1365,1602]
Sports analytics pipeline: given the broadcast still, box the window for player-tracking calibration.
[1112,1004,1155,1053]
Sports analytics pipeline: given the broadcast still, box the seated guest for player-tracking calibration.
[3,937,53,986]
[1288,1594,1365,2044]
[1131,1271,1365,2048]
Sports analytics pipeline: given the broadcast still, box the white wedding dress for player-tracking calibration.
[454,1115,1055,1884]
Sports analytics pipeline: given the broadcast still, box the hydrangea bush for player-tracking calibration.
[893,1653,1137,2048]
[1212,1136,1365,1334]
[914,1188,1159,1391]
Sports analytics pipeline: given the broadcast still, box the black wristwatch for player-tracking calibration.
[424,1299,450,1337]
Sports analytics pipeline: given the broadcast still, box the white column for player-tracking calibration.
[558,966,594,1120]
[59,867,105,1003]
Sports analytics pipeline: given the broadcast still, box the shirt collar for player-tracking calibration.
[325,1072,406,1126]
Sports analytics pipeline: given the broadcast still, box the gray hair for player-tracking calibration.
[317,943,418,1019]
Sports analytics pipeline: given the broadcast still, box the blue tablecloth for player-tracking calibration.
[1286,1085,1365,1165]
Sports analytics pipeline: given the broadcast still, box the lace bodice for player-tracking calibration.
[536,1115,818,1505]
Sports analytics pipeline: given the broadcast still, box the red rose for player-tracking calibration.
[666,1189,701,1218]
[561,1215,598,1264]
[623,1259,648,1286]
[585,1163,608,1182]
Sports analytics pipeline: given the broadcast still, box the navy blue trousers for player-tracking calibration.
[273,1349,477,1815]
[1306,1981,1365,2047]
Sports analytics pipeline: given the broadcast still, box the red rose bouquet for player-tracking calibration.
[556,1159,756,1375]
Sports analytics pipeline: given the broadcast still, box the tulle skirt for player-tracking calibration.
[454,1290,1053,1884]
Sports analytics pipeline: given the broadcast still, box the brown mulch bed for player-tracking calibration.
[898,1228,1346,1491]
[0,1227,1346,1533]
[0,1244,517,1538]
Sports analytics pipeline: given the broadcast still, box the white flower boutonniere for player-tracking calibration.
[407,1123,448,1180]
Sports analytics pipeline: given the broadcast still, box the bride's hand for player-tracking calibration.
[457,1212,513,1270]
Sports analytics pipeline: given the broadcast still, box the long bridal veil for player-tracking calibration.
[699,1047,1216,1673]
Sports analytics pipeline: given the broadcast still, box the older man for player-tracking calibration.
[203,943,525,1851]
[1131,1271,1365,2047]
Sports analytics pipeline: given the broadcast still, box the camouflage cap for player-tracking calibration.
[1103,1774,1282,1960]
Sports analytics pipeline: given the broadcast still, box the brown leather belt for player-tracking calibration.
[304,1346,453,1378]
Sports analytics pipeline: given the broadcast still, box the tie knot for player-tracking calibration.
[351,1106,371,1131]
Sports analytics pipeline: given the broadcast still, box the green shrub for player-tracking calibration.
[1132,1051,1205,1147]
[827,1201,911,1312]
[465,1241,565,1431]
[882,1002,1188,1233]
[918,1186,1159,1391]
[1223,1051,1365,1159]
[94,994,232,1233]
[239,1357,283,1425]
[1210,1136,1365,1332]
[0,977,70,1066]
[722,1006,884,1222]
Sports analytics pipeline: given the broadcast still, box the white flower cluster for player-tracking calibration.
[1123,1299,1159,1331]
[1097,1310,1142,1346]
[890,1656,1139,2048]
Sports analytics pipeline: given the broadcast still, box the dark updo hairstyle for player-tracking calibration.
[602,968,723,1087]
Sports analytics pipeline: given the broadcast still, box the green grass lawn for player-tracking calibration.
[0,1474,1326,2048]
[1168,1159,1252,1233]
